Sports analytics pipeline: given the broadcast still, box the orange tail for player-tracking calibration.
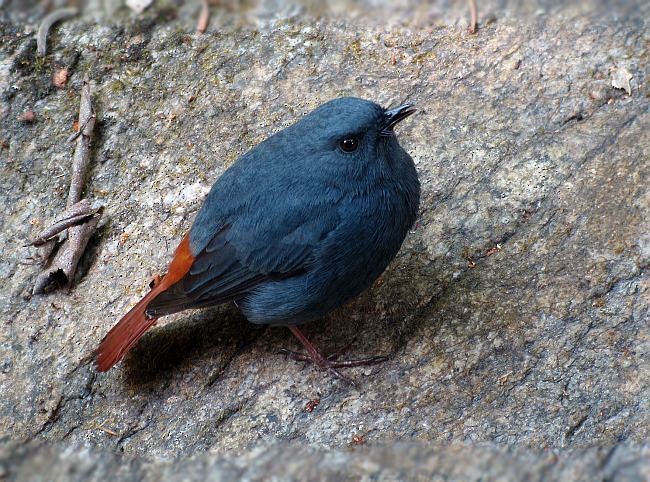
[95,234,195,371]
[94,287,163,371]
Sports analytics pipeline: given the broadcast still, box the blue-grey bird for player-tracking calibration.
[95,97,419,380]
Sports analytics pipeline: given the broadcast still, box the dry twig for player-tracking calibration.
[67,78,95,207]
[468,0,478,34]
[37,7,78,56]
[33,77,103,294]
[197,0,210,33]
[30,199,96,246]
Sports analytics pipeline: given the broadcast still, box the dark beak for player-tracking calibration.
[381,104,416,135]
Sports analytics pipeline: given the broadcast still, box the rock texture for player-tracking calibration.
[0,1,648,480]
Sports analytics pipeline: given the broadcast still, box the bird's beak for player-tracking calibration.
[381,104,417,135]
[382,104,416,134]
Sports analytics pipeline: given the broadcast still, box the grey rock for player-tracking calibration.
[0,1,647,480]
[4,442,650,481]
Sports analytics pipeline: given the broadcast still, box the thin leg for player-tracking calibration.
[281,326,389,383]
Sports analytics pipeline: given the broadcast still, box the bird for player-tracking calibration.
[94,97,420,381]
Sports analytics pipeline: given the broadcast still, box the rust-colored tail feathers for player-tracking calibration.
[94,288,162,371]
[94,234,195,371]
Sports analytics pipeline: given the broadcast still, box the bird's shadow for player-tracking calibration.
[120,303,377,389]
[122,303,263,387]
[119,239,437,388]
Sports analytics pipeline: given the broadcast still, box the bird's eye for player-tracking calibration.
[339,136,359,153]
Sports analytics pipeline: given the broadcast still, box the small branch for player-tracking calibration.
[68,78,95,207]
[197,0,210,33]
[468,0,478,34]
[37,7,79,56]
[33,208,103,294]
[30,199,96,247]
[66,113,96,143]
[98,425,118,437]
[33,77,103,295]
[37,239,57,265]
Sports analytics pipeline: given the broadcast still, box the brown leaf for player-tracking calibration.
[52,68,69,88]
[18,110,35,123]
[305,398,320,412]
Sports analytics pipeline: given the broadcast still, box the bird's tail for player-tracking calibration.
[94,286,163,371]
[94,234,195,372]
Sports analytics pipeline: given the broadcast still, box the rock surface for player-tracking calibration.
[0,1,648,480]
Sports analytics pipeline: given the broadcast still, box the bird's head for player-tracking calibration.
[295,97,415,159]
[274,97,415,173]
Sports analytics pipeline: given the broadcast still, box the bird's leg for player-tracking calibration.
[281,325,388,382]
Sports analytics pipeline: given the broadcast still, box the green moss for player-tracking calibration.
[33,55,47,73]
[108,79,126,93]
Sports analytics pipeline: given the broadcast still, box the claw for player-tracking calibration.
[280,326,389,384]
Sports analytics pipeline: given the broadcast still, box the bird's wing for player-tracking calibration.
[146,209,338,317]
[147,134,344,317]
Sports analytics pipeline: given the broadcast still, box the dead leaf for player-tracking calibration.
[305,398,320,412]
[52,68,68,88]
[352,434,365,445]
[126,0,153,14]
[485,243,502,257]
[611,67,633,95]
[18,110,35,123]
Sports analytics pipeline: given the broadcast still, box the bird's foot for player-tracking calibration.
[280,326,389,384]
[279,348,388,368]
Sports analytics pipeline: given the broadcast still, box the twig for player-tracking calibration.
[37,7,79,56]
[66,113,96,143]
[197,0,210,33]
[98,425,118,437]
[30,199,96,247]
[33,207,103,293]
[33,209,102,294]
[468,0,478,34]
[90,418,118,436]
[37,239,57,266]
[33,77,103,294]
[67,78,95,207]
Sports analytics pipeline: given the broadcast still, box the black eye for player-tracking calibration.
[339,136,359,153]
